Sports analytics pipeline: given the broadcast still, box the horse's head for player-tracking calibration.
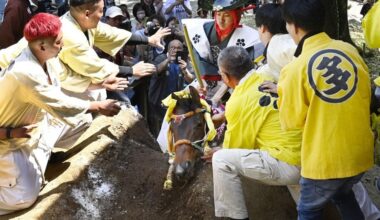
[170,86,207,181]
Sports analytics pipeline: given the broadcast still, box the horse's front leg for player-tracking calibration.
[163,163,174,190]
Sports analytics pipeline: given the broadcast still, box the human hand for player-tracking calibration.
[148,27,171,49]
[201,147,221,163]
[102,75,129,91]
[195,79,207,96]
[132,61,157,77]
[212,112,225,128]
[96,99,121,116]
[178,59,187,71]
[259,81,278,94]
[11,124,38,138]
[173,28,184,37]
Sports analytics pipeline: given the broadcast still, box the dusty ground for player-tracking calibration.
[1,109,218,220]
[1,108,297,219]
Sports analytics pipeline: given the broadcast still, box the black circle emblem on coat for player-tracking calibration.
[259,95,271,107]
[307,49,358,103]
[273,100,278,109]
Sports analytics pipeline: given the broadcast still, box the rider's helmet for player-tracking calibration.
[212,0,251,11]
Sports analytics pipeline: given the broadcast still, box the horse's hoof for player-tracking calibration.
[163,180,173,190]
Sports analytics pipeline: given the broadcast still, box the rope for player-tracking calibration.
[167,108,206,154]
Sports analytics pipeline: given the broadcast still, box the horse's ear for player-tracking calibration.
[189,86,201,104]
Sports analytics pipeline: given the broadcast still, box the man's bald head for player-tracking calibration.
[168,39,183,51]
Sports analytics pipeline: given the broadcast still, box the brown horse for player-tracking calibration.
[168,86,208,183]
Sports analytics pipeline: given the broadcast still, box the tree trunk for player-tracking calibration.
[322,0,354,45]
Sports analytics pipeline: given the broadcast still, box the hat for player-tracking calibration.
[256,34,297,81]
[213,0,250,11]
[105,6,125,18]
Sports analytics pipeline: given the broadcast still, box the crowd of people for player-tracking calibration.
[0,0,380,219]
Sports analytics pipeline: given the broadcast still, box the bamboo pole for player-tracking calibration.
[182,24,204,89]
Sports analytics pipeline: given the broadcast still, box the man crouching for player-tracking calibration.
[210,45,302,219]
[0,13,120,215]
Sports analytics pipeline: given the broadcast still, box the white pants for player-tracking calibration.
[213,149,300,219]
[0,114,91,215]
[0,148,44,215]
[212,149,380,219]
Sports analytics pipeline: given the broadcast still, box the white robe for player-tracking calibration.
[0,47,90,215]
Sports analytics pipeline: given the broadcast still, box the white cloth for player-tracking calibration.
[0,47,90,155]
[0,113,90,216]
[212,149,300,219]
[157,120,170,153]
[0,47,91,214]
[256,34,296,82]
[182,19,262,62]
[0,149,42,215]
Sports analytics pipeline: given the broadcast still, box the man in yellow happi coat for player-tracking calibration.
[278,0,373,219]
[211,46,302,219]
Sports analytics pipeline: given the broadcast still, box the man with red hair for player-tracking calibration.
[0,13,121,215]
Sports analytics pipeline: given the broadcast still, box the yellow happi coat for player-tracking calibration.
[278,32,373,179]
[223,70,302,166]
[362,1,380,86]
[362,0,380,49]
[58,12,132,93]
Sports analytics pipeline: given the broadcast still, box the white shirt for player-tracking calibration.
[0,47,90,155]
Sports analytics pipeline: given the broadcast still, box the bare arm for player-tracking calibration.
[156,57,170,74]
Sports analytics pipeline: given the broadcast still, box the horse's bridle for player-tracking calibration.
[164,100,215,190]
[170,107,208,153]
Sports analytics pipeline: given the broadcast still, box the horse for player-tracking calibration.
[163,86,215,189]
